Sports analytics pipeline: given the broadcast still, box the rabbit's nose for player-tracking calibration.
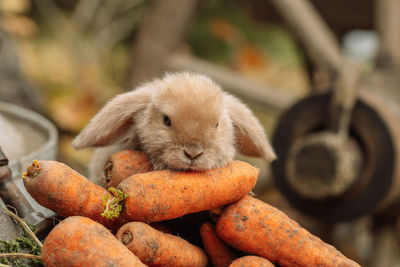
[184,150,203,160]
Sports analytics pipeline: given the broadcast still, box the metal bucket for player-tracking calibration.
[0,101,58,217]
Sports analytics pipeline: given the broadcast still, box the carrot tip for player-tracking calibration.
[103,161,113,184]
[101,187,129,220]
[22,159,41,179]
[32,159,41,170]
[21,171,28,179]
[121,231,133,245]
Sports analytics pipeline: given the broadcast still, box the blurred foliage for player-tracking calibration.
[2,0,148,131]
[188,0,303,66]
[187,0,309,97]
[0,0,149,171]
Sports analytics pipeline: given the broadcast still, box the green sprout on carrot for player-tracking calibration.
[101,187,129,220]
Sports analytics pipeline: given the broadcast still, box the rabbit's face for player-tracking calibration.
[137,74,236,171]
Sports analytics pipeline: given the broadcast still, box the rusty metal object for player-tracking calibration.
[272,90,400,222]
[0,148,37,223]
[0,147,55,237]
[0,102,59,237]
[0,149,8,166]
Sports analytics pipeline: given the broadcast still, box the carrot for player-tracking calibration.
[200,222,236,267]
[104,150,153,188]
[149,222,173,234]
[229,256,274,267]
[119,160,259,223]
[216,196,361,267]
[22,160,125,230]
[42,216,146,267]
[116,221,208,267]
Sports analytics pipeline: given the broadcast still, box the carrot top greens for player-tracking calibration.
[101,187,129,220]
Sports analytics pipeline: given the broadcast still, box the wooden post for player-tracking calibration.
[125,0,199,89]
[375,0,400,69]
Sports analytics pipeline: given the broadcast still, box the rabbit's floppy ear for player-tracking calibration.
[224,93,276,162]
[72,88,152,149]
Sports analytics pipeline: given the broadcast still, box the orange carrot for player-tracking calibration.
[42,216,146,267]
[22,160,125,230]
[119,160,259,223]
[216,196,361,267]
[200,222,236,267]
[103,150,153,188]
[229,256,274,267]
[116,221,208,267]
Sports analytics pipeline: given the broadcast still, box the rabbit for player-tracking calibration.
[72,72,276,185]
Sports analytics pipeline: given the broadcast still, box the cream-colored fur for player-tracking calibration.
[73,72,276,185]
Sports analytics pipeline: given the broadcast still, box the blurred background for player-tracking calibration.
[1,0,400,266]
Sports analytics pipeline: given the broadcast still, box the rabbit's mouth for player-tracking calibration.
[187,161,208,171]
[168,161,208,172]
[152,157,209,172]
[165,158,232,172]
[150,147,230,171]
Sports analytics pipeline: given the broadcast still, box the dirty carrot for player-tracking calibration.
[116,221,208,267]
[103,150,153,188]
[216,196,361,267]
[200,222,236,267]
[229,256,274,267]
[22,160,126,230]
[42,216,146,267]
[119,160,259,223]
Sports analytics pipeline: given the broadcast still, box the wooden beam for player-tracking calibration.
[270,0,362,137]
[165,54,296,110]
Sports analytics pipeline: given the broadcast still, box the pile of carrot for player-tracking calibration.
[22,150,361,267]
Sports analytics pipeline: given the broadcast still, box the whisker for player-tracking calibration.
[135,159,153,173]
[148,156,163,171]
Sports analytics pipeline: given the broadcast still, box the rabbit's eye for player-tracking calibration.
[216,122,219,128]
[163,115,172,127]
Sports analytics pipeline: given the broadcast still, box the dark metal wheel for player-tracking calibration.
[272,91,398,222]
